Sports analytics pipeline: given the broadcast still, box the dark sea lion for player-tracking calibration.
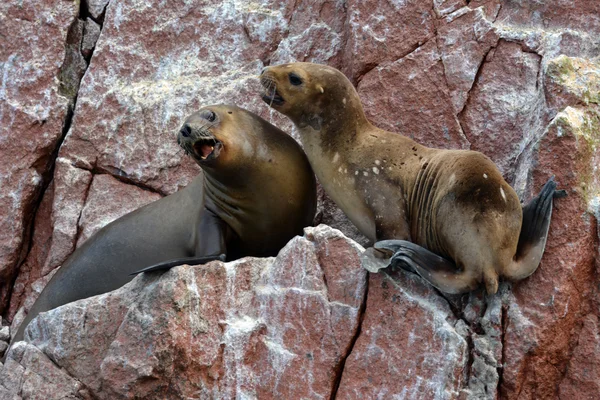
[259,62,564,295]
[9,104,317,347]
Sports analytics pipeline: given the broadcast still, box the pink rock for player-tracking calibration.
[343,0,435,82]
[76,174,162,245]
[358,40,470,150]
[10,226,366,399]
[500,106,600,399]
[458,40,545,177]
[436,7,499,113]
[0,342,91,399]
[497,0,600,36]
[433,0,467,18]
[558,314,600,398]
[7,160,91,323]
[0,0,79,313]
[336,269,468,399]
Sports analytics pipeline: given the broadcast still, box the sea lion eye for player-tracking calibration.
[289,73,303,86]
[201,110,216,122]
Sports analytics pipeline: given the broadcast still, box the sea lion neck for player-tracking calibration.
[296,86,371,156]
[202,171,249,210]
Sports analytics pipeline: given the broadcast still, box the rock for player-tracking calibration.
[0,342,91,399]
[358,40,470,150]
[545,55,600,111]
[85,0,110,20]
[497,0,600,37]
[436,6,499,113]
[3,226,367,399]
[433,0,467,18]
[76,174,162,246]
[558,314,600,398]
[343,0,435,82]
[58,18,87,100]
[500,105,600,399]
[336,269,468,399]
[2,0,600,397]
[0,0,79,314]
[82,18,101,60]
[0,327,9,342]
[6,160,92,323]
[458,40,545,178]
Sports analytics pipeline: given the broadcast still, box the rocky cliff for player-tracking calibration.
[1,0,599,399]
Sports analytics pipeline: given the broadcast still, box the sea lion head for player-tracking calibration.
[178,104,317,258]
[259,62,360,131]
[178,105,264,174]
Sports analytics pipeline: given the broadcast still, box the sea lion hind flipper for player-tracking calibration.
[130,254,226,275]
[374,240,474,294]
[504,177,563,280]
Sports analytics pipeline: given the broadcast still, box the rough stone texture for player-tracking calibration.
[436,7,499,113]
[0,342,91,399]
[2,226,368,399]
[358,40,470,150]
[0,323,8,360]
[558,314,600,399]
[0,0,79,314]
[76,174,161,245]
[86,0,110,20]
[7,159,91,326]
[500,103,600,399]
[343,0,435,82]
[336,269,468,399]
[458,40,545,178]
[1,1,599,399]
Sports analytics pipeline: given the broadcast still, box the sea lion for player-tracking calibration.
[259,62,564,295]
[10,105,317,346]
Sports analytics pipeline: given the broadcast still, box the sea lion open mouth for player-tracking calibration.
[193,137,223,161]
[260,75,285,106]
[261,89,285,106]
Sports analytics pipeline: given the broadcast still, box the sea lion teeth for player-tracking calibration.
[260,62,563,295]
[7,105,317,355]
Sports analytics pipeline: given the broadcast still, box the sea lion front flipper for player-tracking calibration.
[374,240,476,294]
[129,254,226,275]
[194,206,231,257]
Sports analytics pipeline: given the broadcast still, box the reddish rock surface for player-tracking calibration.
[343,0,435,82]
[337,270,468,399]
[358,40,470,150]
[458,40,545,177]
[1,0,599,399]
[0,0,79,313]
[500,104,600,399]
[1,226,368,399]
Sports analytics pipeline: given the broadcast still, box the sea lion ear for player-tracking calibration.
[317,85,324,94]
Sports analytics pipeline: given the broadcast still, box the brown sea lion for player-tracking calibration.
[9,105,316,348]
[259,62,564,295]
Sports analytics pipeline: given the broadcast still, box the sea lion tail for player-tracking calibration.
[483,268,499,295]
[504,177,566,281]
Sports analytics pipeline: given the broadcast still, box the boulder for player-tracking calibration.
[1,1,599,398]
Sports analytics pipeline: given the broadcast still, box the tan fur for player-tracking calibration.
[260,62,540,294]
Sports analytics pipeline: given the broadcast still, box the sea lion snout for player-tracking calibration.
[177,112,223,162]
[180,124,191,137]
